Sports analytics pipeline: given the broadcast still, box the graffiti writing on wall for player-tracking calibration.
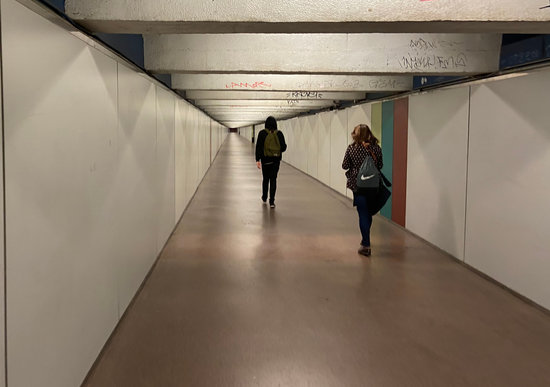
[295,79,361,90]
[286,91,324,99]
[409,37,463,51]
[399,53,467,70]
[225,81,272,89]
[368,79,406,89]
[287,100,300,105]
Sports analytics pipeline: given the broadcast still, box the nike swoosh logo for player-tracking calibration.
[360,174,375,180]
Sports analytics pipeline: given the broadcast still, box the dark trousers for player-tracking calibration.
[353,193,372,247]
[261,161,280,203]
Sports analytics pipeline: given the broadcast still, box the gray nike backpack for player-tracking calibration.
[356,154,380,194]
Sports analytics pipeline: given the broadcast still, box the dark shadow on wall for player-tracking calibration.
[93,33,145,68]
[40,0,64,13]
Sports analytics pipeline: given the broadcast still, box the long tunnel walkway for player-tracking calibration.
[84,134,550,387]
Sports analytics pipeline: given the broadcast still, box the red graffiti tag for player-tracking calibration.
[225,81,272,89]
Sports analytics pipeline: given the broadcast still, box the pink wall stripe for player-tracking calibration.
[392,98,409,227]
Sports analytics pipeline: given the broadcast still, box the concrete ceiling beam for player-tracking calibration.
[194,99,335,107]
[173,74,413,92]
[144,33,502,75]
[201,107,321,114]
[206,114,303,119]
[66,0,550,34]
[221,122,270,127]
[203,112,319,118]
[186,91,366,100]
[203,109,317,114]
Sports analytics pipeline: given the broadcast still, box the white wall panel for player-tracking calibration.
[195,111,200,184]
[197,114,204,178]
[296,119,307,172]
[156,86,176,251]
[288,119,298,169]
[241,125,252,143]
[246,125,254,143]
[284,121,291,165]
[205,117,210,172]
[202,114,210,177]
[200,114,207,177]
[214,124,218,154]
[115,64,158,312]
[330,110,348,196]
[347,103,372,129]
[213,123,217,155]
[406,87,469,259]
[175,100,187,219]
[218,125,222,152]
[211,121,216,161]
[291,118,298,168]
[214,123,222,157]
[466,71,550,309]
[186,107,199,201]
[306,115,319,179]
[288,119,296,167]
[317,111,332,186]
[0,51,3,387]
[240,126,247,142]
[206,116,212,170]
[2,1,119,386]
[281,120,294,165]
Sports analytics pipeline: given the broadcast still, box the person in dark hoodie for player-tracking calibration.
[255,116,287,208]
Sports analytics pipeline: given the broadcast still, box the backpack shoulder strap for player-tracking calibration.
[364,145,377,164]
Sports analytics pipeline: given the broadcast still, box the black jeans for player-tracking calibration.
[353,192,372,247]
[261,161,280,203]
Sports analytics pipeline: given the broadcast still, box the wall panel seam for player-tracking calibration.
[463,86,472,263]
[115,62,121,319]
[0,5,7,384]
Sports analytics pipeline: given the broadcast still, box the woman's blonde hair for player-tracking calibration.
[352,124,379,146]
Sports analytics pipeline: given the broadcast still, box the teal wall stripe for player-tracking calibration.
[381,101,394,218]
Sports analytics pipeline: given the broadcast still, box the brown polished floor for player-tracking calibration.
[84,134,550,387]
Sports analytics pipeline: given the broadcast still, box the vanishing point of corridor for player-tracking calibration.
[84,134,550,387]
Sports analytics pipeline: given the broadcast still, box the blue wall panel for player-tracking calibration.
[40,0,64,13]
[94,33,145,68]
[500,35,544,69]
[545,35,550,57]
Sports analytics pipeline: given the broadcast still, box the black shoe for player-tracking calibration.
[358,246,371,257]
[261,196,267,203]
[269,202,275,208]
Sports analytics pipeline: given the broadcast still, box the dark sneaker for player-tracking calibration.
[269,202,276,208]
[358,246,371,257]
[261,196,267,203]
